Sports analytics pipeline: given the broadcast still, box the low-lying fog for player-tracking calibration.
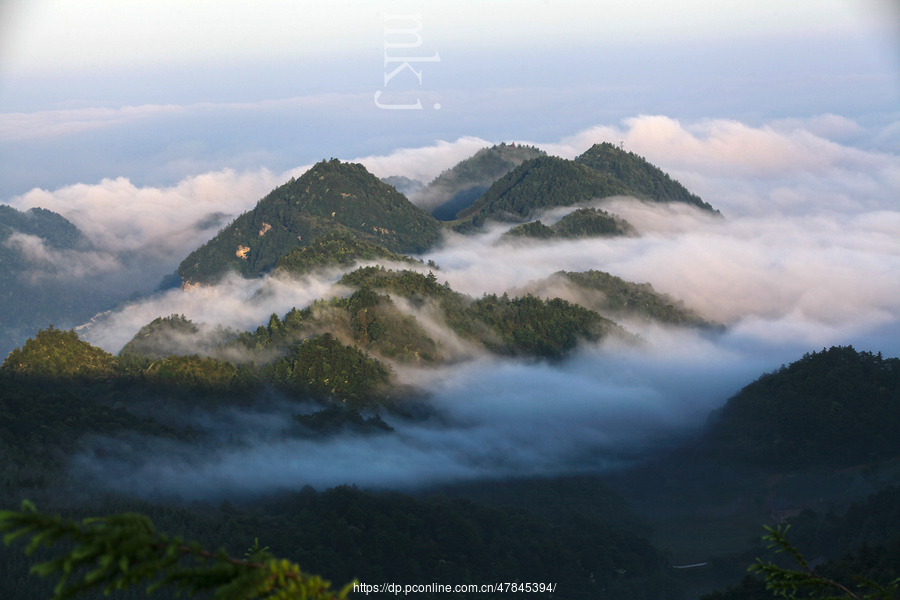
[70,203,900,500]
[16,115,898,500]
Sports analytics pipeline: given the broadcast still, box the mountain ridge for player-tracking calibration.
[177,159,442,286]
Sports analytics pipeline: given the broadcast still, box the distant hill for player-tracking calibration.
[453,147,718,232]
[262,332,393,405]
[177,159,442,286]
[118,314,233,360]
[547,270,718,328]
[575,142,717,212]
[414,143,546,219]
[337,266,636,359]
[1,325,115,381]
[453,156,632,230]
[704,346,900,469]
[502,207,635,241]
[217,265,637,363]
[380,175,423,196]
[0,205,109,358]
[0,205,91,251]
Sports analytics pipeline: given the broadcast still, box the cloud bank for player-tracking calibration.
[6,114,898,498]
[69,327,783,500]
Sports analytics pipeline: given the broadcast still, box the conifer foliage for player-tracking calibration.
[0,501,350,600]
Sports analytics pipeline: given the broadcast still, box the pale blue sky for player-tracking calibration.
[0,0,897,199]
[1,1,889,73]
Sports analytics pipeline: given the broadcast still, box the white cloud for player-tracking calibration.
[3,232,121,282]
[80,271,350,354]
[353,136,491,187]
[9,168,283,255]
[418,199,900,347]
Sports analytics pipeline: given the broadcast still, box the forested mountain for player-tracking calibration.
[336,266,635,358]
[0,206,107,358]
[118,314,233,360]
[603,346,900,600]
[0,327,194,494]
[503,207,635,240]
[125,266,634,367]
[273,232,421,277]
[0,205,91,250]
[575,142,718,212]
[454,156,632,230]
[177,159,442,286]
[415,143,546,220]
[549,269,718,328]
[451,147,718,232]
[703,346,900,469]
[6,330,900,599]
[3,129,895,600]
[1,325,116,381]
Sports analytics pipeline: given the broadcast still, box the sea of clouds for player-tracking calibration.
[7,115,900,499]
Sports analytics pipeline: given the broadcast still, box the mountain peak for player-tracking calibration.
[575,142,718,212]
[415,142,547,219]
[177,159,442,286]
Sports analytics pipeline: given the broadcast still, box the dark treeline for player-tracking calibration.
[503,207,634,241]
[0,484,684,600]
[700,486,900,599]
[5,327,900,598]
[705,346,900,469]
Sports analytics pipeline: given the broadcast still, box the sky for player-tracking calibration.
[3,1,900,496]
[0,0,897,201]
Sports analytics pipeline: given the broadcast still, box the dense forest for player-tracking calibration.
[503,207,634,240]
[704,346,900,469]
[0,484,685,600]
[274,232,421,276]
[454,155,633,229]
[699,485,900,599]
[177,159,442,286]
[574,142,718,213]
[5,332,900,598]
[415,143,546,220]
[550,269,719,328]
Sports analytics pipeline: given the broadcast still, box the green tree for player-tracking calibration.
[749,526,899,600]
[0,501,351,600]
